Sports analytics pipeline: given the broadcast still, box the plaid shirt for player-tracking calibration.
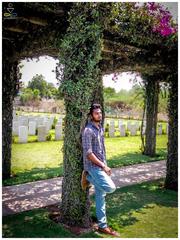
[82,120,107,171]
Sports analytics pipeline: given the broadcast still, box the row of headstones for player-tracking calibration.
[105,120,168,137]
[12,111,168,142]
[17,124,64,143]
[12,111,64,143]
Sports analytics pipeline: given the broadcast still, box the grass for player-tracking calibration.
[2,178,178,238]
[3,135,167,186]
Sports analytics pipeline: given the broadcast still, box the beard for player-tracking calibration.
[92,118,101,123]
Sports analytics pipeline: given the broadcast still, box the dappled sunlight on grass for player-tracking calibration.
[2,208,75,238]
[3,166,63,186]
[3,178,177,238]
[100,179,177,238]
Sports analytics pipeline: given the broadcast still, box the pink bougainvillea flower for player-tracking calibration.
[146,2,177,37]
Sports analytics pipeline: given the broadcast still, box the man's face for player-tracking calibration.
[91,108,102,122]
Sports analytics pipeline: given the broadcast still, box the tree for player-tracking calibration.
[33,89,40,100]
[28,74,47,98]
[108,2,177,190]
[103,87,116,99]
[20,88,40,105]
[57,3,105,227]
[142,73,160,157]
[164,72,178,190]
[46,82,59,99]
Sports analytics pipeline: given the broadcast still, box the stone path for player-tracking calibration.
[2,160,166,216]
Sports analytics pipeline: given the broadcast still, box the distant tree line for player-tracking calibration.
[19,74,63,104]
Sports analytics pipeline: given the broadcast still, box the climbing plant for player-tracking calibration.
[57,2,106,226]
[55,2,178,226]
[108,2,177,48]
[107,2,177,158]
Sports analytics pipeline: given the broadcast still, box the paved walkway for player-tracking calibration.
[2,160,166,216]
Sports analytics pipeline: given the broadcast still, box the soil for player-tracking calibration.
[43,203,98,235]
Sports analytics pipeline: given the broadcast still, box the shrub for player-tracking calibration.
[52,117,58,129]
[46,133,52,141]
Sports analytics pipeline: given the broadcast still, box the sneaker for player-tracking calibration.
[98,226,120,237]
[81,170,92,191]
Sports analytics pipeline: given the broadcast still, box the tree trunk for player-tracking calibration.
[144,78,160,156]
[2,41,18,180]
[60,104,91,227]
[93,72,105,126]
[59,3,103,227]
[164,73,178,191]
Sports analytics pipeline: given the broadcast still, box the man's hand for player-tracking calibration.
[103,165,112,176]
[87,152,112,175]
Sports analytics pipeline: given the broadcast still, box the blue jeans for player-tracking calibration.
[86,167,116,228]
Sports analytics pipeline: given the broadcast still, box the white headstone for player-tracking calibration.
[127,121,132,131]
[44,120,51,134]
[29,121,36,135]
[13,114,18,122]
[18,126,28,143]
[13,110,16,117]
[12,121,19,136]
[129,124,137,136]
[18,116,28,126]
[109,120,115,137]
[118,120,123,129]
[57,118,63,125]
[55,125,63,140]
[157,124,162,135]
[166,123,169,135]
[37,117,45,127]
[38,125,46,142]
[135,122,140,130]
[120,124,126,136]
[28,116,36,123]
[49,116,54,128]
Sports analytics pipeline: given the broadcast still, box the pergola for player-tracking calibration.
[2,2,177,227]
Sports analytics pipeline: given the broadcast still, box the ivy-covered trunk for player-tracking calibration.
[144,76,160,156]
[2,41,18,180]
[58,3,104,226]
[93,72,105,126]
[60,105,91,226]
[164,73,178,191]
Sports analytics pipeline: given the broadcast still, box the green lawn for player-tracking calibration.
[3,135,167,186]
[2,178,178,238]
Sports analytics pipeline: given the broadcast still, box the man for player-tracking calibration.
[81,103,120,237]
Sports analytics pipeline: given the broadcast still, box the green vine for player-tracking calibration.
[57,3,105,226]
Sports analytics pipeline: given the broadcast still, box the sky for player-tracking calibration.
[19,56,142,92]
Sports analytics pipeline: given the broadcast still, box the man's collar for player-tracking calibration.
[89,120,102,130]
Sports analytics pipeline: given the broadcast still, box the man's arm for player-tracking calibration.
[82,127,112,175]
[87,153,112,175]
